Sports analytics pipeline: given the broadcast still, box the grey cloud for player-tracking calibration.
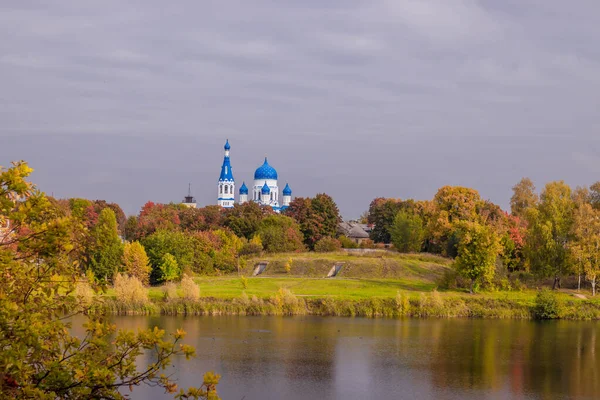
[2,0,600,217]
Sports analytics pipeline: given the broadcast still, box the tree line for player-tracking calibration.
[41,190,342,285]
[367,179,600,295]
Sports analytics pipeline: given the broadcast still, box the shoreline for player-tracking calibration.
[96,291,600,320]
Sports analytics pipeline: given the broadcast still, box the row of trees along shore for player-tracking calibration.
[368,179,600,295]
[6,159,600,297]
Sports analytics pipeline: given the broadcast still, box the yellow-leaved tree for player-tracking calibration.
[123,240,152,285]
[0,161,219,399]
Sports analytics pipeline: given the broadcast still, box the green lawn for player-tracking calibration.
[190,276,437,300]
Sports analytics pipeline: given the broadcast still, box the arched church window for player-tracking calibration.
[225,185,229,194]
[219,184,223,194]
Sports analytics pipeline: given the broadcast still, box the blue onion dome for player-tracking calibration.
[224,139,231,150]
[254,157,278,180]
[261,181,271,194]
[282,183,292,196]
[239,182,248,195]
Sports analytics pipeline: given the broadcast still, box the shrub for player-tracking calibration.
[395,291,411,316]
[359,239,375,249]
[272,288,302,314]
[114,274,148,306]
[314,237,342,253]
[74,281,95,308]
[284,258,292,274]
[240,276,248,290]
[180,274,200,301]
[339,235,358,249]
[533,289,563,319]
[163,282,178,301]
[239,241,263,256]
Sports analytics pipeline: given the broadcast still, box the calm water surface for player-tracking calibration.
[108,316,599,400]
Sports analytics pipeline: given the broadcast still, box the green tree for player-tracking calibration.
[390,210,424,252]
[0,161,218,399]
[141,230,195,284]
[89,208,124,282]
[366,198,405,244]
[510,177,538,218]
[454,222,500,294]
[257,215,305,253]
[123,215,139,241]
[525,181,574,289]
[159,253,181,283]
[123,241,151,285]
[224,202,273,240]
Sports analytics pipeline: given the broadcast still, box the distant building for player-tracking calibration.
[217,140,293,212]
[182,184,197,208]
[338,221,371,244]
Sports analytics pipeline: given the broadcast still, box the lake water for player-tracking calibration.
[110,315,599,400]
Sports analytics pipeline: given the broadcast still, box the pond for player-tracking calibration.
[108,315,599,399]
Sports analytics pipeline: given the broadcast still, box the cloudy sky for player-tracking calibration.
[2,1,600,217]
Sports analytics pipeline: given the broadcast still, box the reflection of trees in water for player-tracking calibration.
[168,316,335,383]
[110,316,600,399]
[425,319,600,399]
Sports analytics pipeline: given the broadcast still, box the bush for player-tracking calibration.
[74,281,95,308]
[180,274,200,301]
[162,282,178,301]
[114,274,148,306]
[395,291,411,316]
[359,239,375,249]
[239,241,263,256]
[314,237,342,253]
[533,289,563,319]
[338,235,358,249]
[240,276,248,290]
[272,288,302,314]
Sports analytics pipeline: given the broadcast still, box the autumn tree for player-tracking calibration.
[510,177,538,218]
[390,210,424,253]
[426,186,483,256]
[178,205,225,232]
[0,161,218,399]
[571,203,600,295]
[285,194,341,249]
[88,208,124,282]
[454,222,501,294]
[525,181,574,289]
[123,241,152,285]
[135,201,182,239]
[589,181,600,210]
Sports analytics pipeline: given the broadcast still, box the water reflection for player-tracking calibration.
[96,316,599,400]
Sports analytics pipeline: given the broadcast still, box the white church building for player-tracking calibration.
[217,140,292,212]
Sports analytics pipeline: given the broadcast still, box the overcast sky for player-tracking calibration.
[2,1,600,218]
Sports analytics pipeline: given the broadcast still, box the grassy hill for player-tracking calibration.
[241,251,452,280]
[179,251,453,300]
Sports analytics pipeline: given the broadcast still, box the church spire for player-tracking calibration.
[217,140,235,208]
